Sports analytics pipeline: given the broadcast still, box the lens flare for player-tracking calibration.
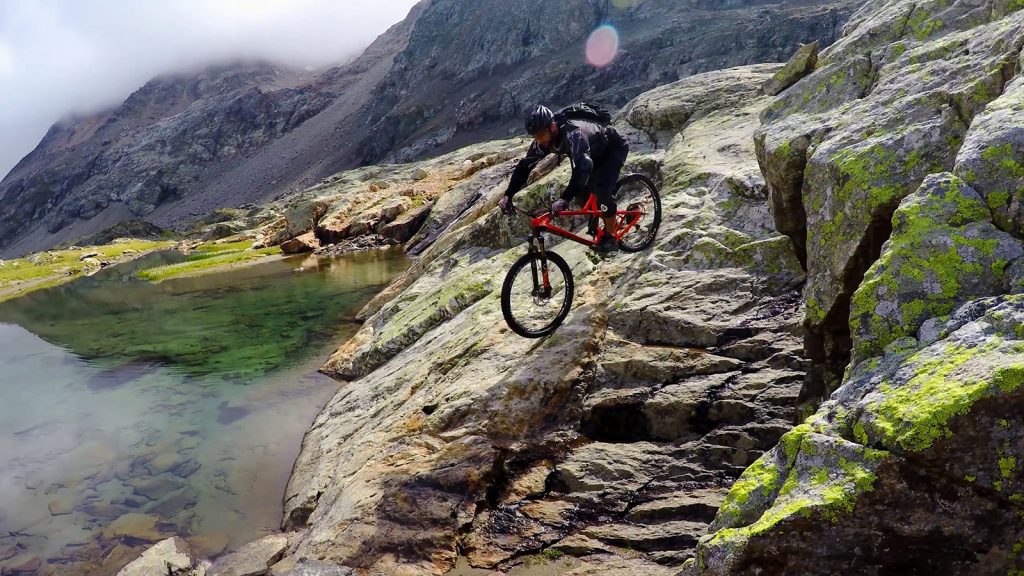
[585,24,619,68]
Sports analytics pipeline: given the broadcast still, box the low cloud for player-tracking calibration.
[0,0,420,180]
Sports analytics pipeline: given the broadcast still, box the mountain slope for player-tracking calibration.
[0,0,860,258]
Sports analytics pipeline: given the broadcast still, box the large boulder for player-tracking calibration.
[955,73,1024,235]
[761,41,819,96]
[379,202,433,243]
[208,534,289,576]
[850,173,1024,363]
[692,295,1024,575]
[280,232,322,255]
[622,63,783,147]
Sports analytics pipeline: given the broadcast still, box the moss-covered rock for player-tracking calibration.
[955,74,1024,235]
[622,64,783,148]
[762,41,819,97]
[757,1,1024,394]
[693,295,1024,575]
[850,173,1024,363]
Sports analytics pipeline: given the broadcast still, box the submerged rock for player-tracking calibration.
[101,513,170,544]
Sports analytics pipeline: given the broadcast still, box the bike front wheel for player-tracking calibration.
[501,251,574,338]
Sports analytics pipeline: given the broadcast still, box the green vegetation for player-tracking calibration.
[137,241,278,282]
[0,248,409,380]
[0,239,174,302]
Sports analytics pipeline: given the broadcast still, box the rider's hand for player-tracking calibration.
[551,198,568,214]
[498,196,511,214]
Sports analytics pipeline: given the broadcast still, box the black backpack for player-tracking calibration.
[554,102,612,126]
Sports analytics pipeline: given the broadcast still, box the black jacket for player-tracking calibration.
[505,119,621,201]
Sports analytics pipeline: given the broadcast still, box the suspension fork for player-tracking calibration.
[528,232,552,297]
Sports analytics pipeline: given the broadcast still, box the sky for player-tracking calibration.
[0,0,421,180]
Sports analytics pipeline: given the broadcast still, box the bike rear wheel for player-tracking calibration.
[615,174,661,253]
[501,251,574,338]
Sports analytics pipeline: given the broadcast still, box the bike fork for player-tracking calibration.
[529,235,552,297]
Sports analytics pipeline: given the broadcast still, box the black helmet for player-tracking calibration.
[525,105,554,135]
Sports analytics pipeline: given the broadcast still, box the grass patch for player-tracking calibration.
[138,244,278,282]
[0,239,175,302]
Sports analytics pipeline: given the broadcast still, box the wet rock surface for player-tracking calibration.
[207,534,289,576]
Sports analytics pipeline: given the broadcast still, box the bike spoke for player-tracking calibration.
[507,259,568,334]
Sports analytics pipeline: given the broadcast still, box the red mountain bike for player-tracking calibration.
[501,173,661,338]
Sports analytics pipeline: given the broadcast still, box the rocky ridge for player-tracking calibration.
[30,1,1024,574]
[273,63,805,575]
[0,0,859,258]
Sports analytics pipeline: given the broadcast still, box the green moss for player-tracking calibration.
[807,297,826,323]
[989,190,1012,211]
[853,421,869,444]
[994,365,1024,393]
[849,175,1007,361]
[965,475,976,483]
[540,549,564,561]
[716,454,784,523]
[1000,457,1018,479]
[982,144,1024,178]
[783,423,815,463]
[867,344,1015,452]
[708,451,879,547]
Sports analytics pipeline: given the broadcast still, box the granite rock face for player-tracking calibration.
[690,296,1024,575]
[754,0,1024,398]
[281,64,807,575]
[690,2,1024,574]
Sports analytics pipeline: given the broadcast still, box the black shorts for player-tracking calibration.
[574,129,629,217]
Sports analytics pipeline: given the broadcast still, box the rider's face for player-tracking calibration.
[533,123,555,146]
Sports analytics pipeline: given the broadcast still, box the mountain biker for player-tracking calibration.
[498,104,629,253]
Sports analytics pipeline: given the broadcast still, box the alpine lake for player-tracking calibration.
[0,248,409,574]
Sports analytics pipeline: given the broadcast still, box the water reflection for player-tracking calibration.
[0,249,408,575]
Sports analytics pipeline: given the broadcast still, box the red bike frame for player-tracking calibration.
[527,192,645,248]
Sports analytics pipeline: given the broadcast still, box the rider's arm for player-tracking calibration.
[560,129,593,201]
[505,141,549,198]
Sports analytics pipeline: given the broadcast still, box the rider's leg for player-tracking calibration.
[591,131,630,237]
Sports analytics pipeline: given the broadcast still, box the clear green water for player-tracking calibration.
[0,249,408,574]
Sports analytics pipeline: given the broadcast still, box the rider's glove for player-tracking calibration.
[551,198,569,214]
[498,196,511,214]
